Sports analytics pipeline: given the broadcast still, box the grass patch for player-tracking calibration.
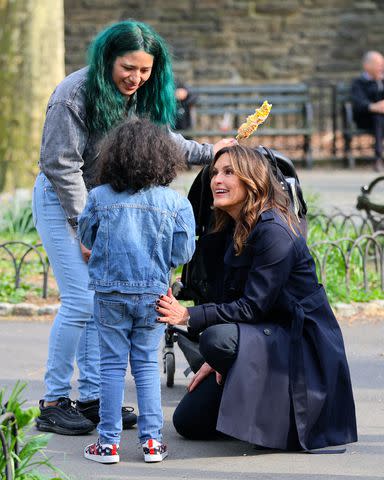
[308,215,384,303]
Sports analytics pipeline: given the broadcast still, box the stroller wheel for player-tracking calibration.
[165,353,175,387]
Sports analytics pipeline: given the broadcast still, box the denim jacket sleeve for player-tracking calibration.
[39,101,89,219]
[171,197,196,268]
[169,130,213,165]
[78,190,99,249]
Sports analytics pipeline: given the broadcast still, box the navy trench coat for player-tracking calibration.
[188,210,357,450]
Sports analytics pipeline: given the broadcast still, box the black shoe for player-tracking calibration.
[36,397,95,435]
[76,399,137,430]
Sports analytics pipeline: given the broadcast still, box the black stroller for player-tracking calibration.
[162,146,308,387]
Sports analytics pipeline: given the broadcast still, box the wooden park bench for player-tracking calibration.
[177,83,314,168]
[332,82,376,168]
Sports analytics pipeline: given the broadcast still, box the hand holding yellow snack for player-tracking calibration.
[236,101,272,140]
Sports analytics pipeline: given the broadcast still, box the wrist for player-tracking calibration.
[183,308,191,327]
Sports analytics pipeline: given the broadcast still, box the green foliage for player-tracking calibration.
[0,382,69,480]
[0,243,49,303]
[307,215,384,304]
[0,197,46,302]
[0,270,29,303]
[0,200,37,239]
[302,191,321,216]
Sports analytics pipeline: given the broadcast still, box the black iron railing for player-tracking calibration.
[0,241,50,299]
[0,210,383,300]
[309,231,384,294]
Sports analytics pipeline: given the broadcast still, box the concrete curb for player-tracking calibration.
[333,299,384,323]
[0,300,383,323]
[0,302,60,317]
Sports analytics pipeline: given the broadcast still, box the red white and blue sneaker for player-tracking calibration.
[142,439,168,462]
[84,439,120,464]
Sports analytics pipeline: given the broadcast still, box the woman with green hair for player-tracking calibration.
[32,19,235,436]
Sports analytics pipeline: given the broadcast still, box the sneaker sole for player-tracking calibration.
[84,452,120,464]
[36,418,94,436]
[144,451,168,463]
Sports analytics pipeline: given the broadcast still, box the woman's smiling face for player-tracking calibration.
[111,50,154,97]
[210,153,247,220]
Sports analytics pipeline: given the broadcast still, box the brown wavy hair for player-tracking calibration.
[210,145,298,255]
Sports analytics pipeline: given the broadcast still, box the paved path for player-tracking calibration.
[0,319,383,480]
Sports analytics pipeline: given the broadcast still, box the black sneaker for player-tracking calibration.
[76,399,137,429]
[36,397,95,435]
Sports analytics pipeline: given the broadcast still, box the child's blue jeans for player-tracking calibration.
[94,291,166,445]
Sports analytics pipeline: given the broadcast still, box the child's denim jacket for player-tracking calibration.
[78,184,196,294]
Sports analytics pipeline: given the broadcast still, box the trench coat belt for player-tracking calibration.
[289,286,346,454]
[289,300,309,450]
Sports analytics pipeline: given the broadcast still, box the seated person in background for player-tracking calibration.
[174,81,198,134]
[156,145,357,452]
[351,51,384,171]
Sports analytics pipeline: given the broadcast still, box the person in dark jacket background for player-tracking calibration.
[174,81,198,133]
[351,51,384,171]
[156,145,357,452]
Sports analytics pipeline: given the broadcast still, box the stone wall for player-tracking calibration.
[64,0,384,84]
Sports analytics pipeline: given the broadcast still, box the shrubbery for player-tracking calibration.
[0,382,68,480]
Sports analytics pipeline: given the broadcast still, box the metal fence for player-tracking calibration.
[309,231,384,294]
[1,211,384,300]
[307,208,376,237]
[0,241,49,299]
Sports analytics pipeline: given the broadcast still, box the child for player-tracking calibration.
[79,118,196,463]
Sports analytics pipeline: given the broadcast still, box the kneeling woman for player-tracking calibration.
[157,145,357,451]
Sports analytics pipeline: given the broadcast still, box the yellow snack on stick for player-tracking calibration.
[236,101,272,140]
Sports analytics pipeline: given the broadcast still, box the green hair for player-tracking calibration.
[85,20,176,133]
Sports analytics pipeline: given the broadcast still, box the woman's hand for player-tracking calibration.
[80,242,91,263]
[188,362,222,392]
[213,138,237,156]
[156,288,189,326]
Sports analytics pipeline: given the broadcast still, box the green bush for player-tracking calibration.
[0,244,49,304]
[0,199,37,240]
[0,382,69,480]
[0,197,46,303]
[308,215,384,303]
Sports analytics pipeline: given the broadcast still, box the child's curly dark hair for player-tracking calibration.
[96,117,185,192]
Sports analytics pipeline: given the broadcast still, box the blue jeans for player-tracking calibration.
[94,291,165,445]
[32,173,100,402]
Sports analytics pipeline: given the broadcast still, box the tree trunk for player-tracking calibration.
[0,0,65,191]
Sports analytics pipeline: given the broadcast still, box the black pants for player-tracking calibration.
[356,113,384,159]
[173,324,239,440]
[372,114,384,159]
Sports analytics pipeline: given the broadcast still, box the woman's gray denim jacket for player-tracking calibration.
[78,184,195,294]
[39,67,213,221]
